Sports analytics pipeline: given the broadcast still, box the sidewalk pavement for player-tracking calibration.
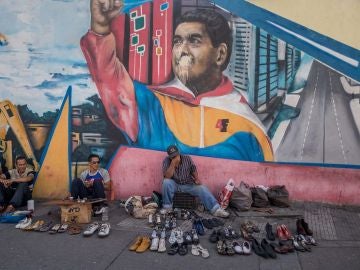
[1,201,360,270]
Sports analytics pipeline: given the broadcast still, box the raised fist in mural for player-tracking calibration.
[91,0,123,35]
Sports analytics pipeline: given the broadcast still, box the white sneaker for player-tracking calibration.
[18,218,32,229]
[150,236,159,251]
[15,217,28,229]
[98,223,111,237]
[83,222,100,236]
[213,208,229,218]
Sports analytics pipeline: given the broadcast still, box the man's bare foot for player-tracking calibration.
[4,205,15,213]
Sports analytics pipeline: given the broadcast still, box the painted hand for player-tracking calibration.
[91,0,124,35]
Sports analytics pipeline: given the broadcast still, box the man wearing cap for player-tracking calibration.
[162,145,229,218]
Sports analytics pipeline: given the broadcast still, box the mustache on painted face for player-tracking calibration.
[174,55,194,85]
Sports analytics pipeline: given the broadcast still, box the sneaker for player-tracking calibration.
[213,208,229,218]
[18,218,32,229]
[159,208,173,215]
[98,223,111,237]
[94,207,106,215]
[83,222,100,236]
[15,217,29,229]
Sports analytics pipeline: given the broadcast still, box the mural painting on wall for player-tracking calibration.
[81,0,360,167]
[0,0,359,193]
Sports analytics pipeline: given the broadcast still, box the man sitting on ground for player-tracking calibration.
[71,154,111,200]
[162,145,229,218]
[0,156,35,213]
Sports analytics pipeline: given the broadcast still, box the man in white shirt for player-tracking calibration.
[0,156,35,213]
[71,154,111,199]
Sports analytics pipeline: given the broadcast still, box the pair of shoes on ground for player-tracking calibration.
[292,235,315,251]
[296,218,313,236]
[49,223,69,234]
[168,242,188,256]
[213,208,230,218]
[129,236,151,252]
[182,229,199,245]
[83,222,110,237]
[217,239,236,256]
[233,241,251,255]
[168,228,186,244]
[150,229,166,252]
[23,220,45,231]
[15,217,32,229]
[276,224,292,241]
[191,244,209,258]
[252,239,277,259]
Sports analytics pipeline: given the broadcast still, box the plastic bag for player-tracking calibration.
[218,178,235,209]
[267,185,290,207]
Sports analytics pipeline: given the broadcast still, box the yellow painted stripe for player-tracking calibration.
[33,97,70,199]
[155,93,274,161]
[248,0,360,49]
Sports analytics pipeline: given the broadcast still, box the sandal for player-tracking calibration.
[197,244,210,258]
[191,244,200,256]
[39,221,54,232]
[225,240,235,256]
[68,224,82,235]
[49,223,61,234]
[217,240,227,255]
[58,223,69,233]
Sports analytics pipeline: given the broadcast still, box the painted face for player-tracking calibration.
[172,22,218,92]
[16,159,27,174]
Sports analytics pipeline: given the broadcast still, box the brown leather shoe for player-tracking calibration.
[136,236,151,253]
[129,236,143,251]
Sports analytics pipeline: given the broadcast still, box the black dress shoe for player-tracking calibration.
[301,219,313,236]
[265,223,276,241]
[252,239,268,258]
[261,239,277,259]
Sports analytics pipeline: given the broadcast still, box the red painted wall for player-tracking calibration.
[109,146,360,205]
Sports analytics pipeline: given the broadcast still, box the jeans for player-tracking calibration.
[71,178,105,199]
[0,182,31,207]
[161,178,220,213]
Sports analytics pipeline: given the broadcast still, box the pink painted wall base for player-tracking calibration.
[109,146,360,205]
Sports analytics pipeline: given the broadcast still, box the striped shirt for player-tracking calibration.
[162,155,197,185]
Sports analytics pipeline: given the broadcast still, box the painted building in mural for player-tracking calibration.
[0,0,359,199]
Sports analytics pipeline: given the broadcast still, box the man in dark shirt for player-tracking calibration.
[0,156,35,213]
[162,145,229,218]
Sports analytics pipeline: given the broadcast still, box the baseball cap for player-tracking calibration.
[167,145,179,158]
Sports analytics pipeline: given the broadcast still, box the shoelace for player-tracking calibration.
[99,224,108,233]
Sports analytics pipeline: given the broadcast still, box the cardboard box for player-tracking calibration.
[48,199,106,224]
